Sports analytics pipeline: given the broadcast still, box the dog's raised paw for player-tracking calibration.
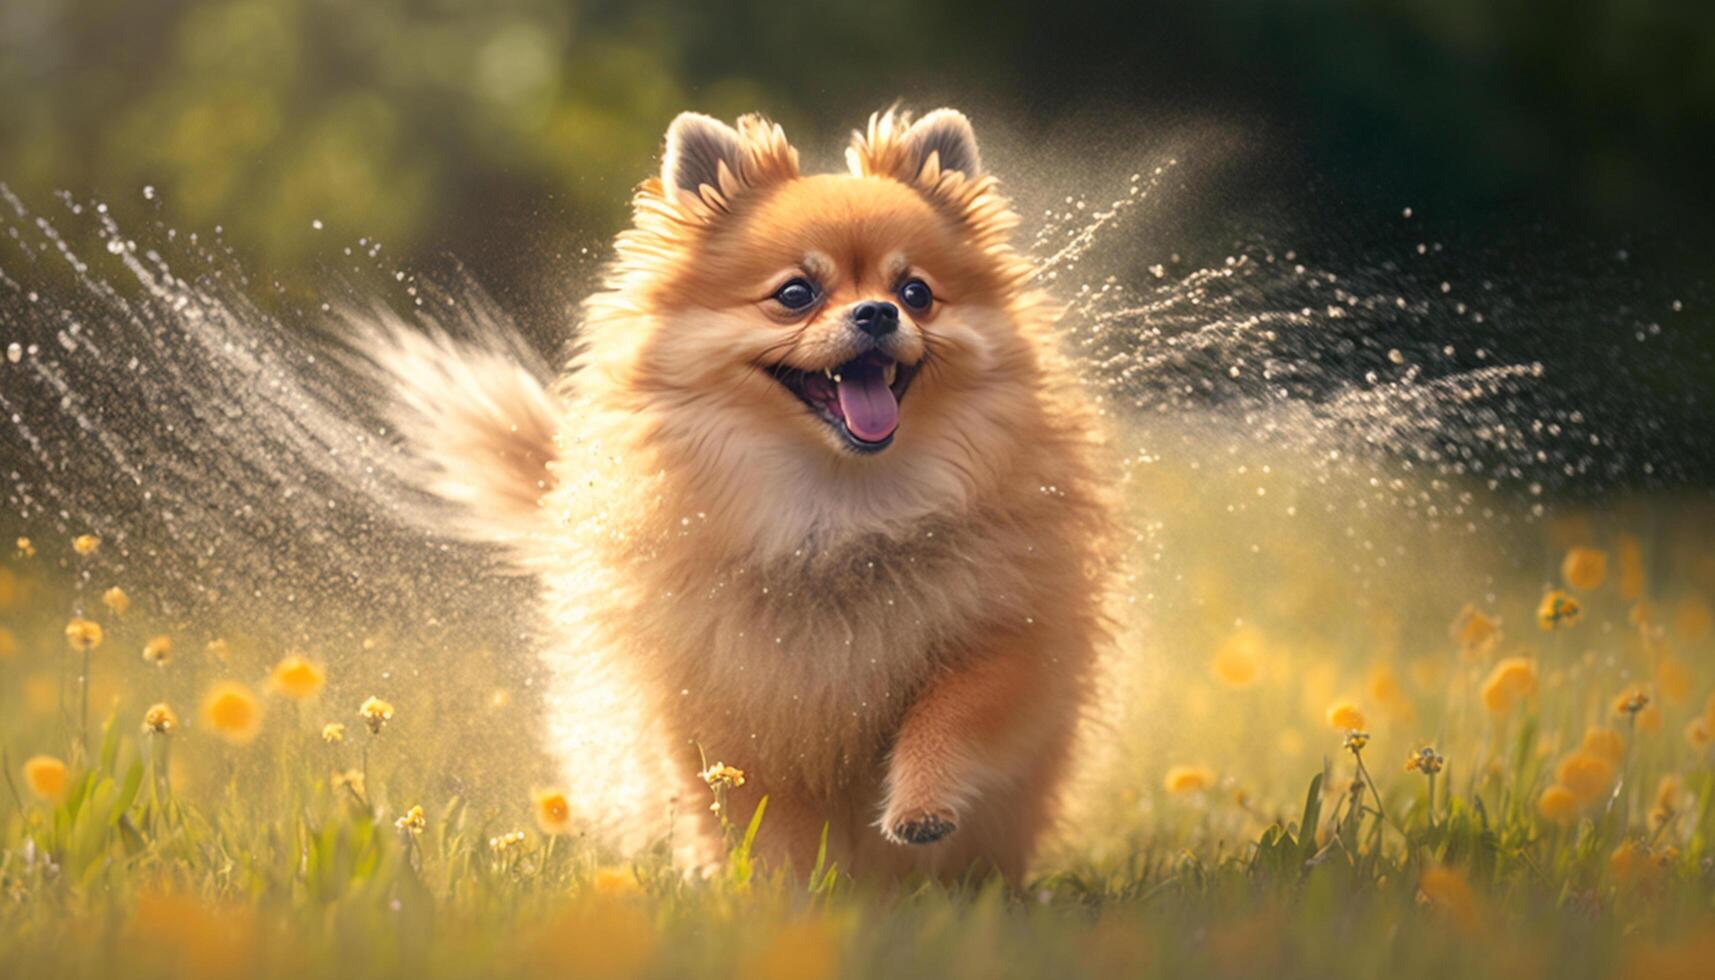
[886,811,957,846]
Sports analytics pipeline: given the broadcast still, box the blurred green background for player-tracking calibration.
[1,0,1712,306]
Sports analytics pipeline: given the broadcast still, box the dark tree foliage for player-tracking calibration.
[1,0,1710,304]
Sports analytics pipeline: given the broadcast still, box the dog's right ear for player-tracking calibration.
[659,112,798,213]
[848,108,983,184]
[661,114,743,200]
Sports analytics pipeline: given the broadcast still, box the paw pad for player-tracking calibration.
[891,812,957,845]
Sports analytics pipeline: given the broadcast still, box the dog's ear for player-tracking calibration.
[847,106,1019,257]
[902,109,983,179]
[658,112,798,213]
[661,113,743,200]
[847,108,983,184]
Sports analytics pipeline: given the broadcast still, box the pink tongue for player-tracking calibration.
[836,368,899,442]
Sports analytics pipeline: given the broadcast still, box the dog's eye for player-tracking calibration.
[772,278,818,311]
[898,278,933,312]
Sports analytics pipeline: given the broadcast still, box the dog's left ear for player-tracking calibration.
[658,112,799,214]
[847,108,983,184]
[848,107,1020,256]
[901,109,983,178]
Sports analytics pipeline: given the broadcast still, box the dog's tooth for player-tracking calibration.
[884,363,898,386]
[832,373,842,384]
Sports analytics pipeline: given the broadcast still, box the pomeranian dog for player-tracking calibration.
[363,107,1117,880]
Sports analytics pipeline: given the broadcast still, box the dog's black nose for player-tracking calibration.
[851,301,899,338]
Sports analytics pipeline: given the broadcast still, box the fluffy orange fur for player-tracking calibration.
[380,107,1118,880]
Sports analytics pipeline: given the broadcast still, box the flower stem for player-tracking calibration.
[78,646,91,760]
[0,747,25,814]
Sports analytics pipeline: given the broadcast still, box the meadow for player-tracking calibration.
[2,450,1714,980]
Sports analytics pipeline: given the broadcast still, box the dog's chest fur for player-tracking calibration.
[558,502,1046,790]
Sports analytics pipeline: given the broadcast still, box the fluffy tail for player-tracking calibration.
[335,299,561,565]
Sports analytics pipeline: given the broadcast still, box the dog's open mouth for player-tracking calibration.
[769,351,920,453]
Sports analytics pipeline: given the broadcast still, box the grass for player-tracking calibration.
[3,470,1715,979]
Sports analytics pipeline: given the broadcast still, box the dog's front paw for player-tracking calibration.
[882,807,958,846]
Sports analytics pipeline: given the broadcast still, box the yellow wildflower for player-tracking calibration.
[22,755,69,803]
[201,682,263,744]
[699,762,745,791]
[592,866,641,897]
[1325,700,1365,731]
[1622,930,1715,980]
[1366,663,1415,722]
[1636,699,1663,733]
[64,617,104,652]
[142,702,178,735]
[1416,865,1480,934]
[101,586,131,616]
[71,533,101,556]
[1628,599,1657,629]
[268,654,326,700]
[15,536,36,558]
[142,635,173,666]
[395,805,427,835]
[321,722,346,744]
[22,674,56,716]
[1555,751,1616,804]
[1675,597,1713,643]
[359,696,394,734]
[526,898,654,979]
[1610,840,1642,883]
[1450,604,1501,658]
[1404,745,1445,775]
[127,890,258,978]
[1561,547,1607,591]
[1409,654,1448,692]
[1650,774,1684,829]
[1210,627,1262,687]
[1536,590,1581,630]
[1686,715,1713,752]
[742,917,840,980]
[1612,687,1650,718]
[1536,784,1580,824]
[488,830,526,853]
[1608,840,1664,890]
[1657,654,1693,703]
[331,769,366,797]
[533,789,575,835]
[1163,764,1217,794]
[1581,726,1625,764]
[1479,657,1538,714]
[1342,730,1371,753]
